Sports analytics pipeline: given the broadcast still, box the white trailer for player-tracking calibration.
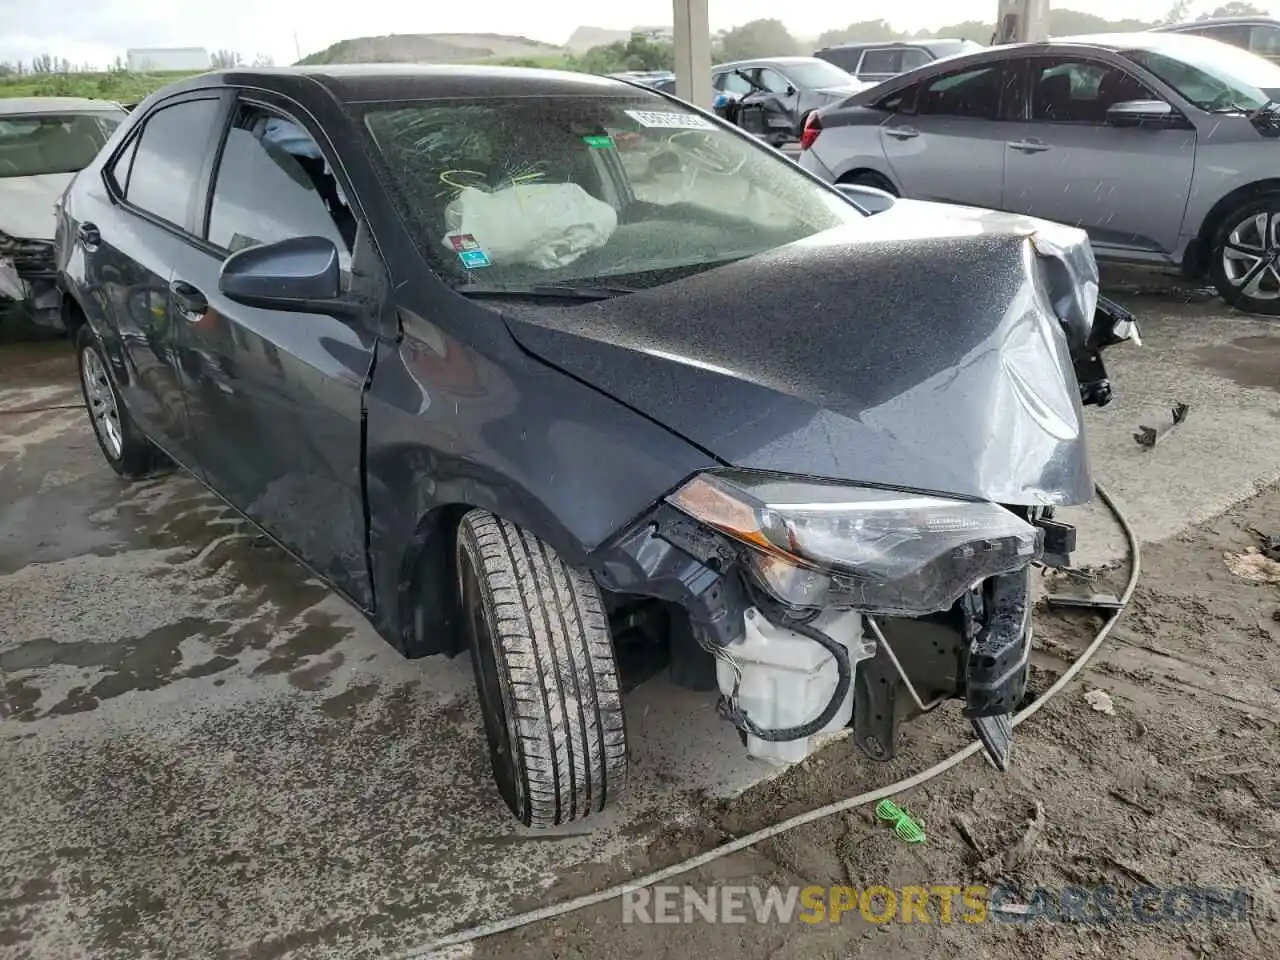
[125,48,210,72]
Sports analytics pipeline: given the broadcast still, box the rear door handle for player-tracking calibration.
[885,126,920,140]
[169,280,208,319]
[77,222,100,249]
[1008,139,1050,154]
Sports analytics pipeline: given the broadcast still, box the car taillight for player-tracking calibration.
[800,112,822,150]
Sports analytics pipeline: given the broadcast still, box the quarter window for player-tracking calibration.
[125,98,220,228]
[1030,59,1156,124]
[917,64,1011,119]
[207,103,354,256]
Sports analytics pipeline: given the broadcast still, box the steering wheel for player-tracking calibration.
[664,130,747,177]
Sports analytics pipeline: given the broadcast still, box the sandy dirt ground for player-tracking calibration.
[1,273,1278,959]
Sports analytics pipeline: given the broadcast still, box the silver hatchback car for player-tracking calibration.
[799,32,1280,314]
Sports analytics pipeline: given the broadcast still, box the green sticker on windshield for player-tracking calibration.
[582,134,614,149]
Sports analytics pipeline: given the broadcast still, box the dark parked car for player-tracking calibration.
[1153,15,1280,64]
[56,65,1135,827]
[815,39,985,84]
[711,56,869,143]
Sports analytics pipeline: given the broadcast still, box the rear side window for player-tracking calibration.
[859,50,903,76]
[917,64,1012,120]
[125,98,220,228]
[900,48,931,71]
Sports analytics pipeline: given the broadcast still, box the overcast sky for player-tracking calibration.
[1,0,1272,68]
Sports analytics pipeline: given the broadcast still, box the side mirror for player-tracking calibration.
[1106,99,1179,128]
[836,182,896,215]
[785,84,798,96]
[219,236,354,316]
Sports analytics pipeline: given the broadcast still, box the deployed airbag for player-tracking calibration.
[442,183,618,270]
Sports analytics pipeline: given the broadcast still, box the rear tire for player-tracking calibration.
[1208,192,1280,316]
[75,324,169,479]
[457,509,628,827]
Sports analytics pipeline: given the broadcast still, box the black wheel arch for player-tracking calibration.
[1189,178,1280,277]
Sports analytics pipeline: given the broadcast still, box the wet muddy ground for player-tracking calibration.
[1,275,1278,959]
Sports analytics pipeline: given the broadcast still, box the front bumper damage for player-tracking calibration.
[597,504,1038,769]
[592,295,1140,772]
[0,233,63,336]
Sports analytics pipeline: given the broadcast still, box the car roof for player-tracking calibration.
[713,56,831,71]
[0,96,127,115]
[1154,15,1278,30]
[164,63,646,104]
[817,38,975,54]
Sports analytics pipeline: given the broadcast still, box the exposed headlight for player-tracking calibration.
[667,471,1041,616]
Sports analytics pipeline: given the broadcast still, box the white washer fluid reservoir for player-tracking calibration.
[716,607,877,764]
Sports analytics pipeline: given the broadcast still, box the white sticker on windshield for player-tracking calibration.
[623,109,715,130]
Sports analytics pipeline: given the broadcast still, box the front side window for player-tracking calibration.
[0,112,123,178]
[1122,37,1280,111]
[125,98,220,227]
[207,103,354,256]
[756,69,792,94]
[917,64,1010,119]
[716,70,754,95]
[362,95,857,290]
[1031,59,1155,124]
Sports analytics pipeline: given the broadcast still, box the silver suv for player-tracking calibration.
[799,32,1280,314]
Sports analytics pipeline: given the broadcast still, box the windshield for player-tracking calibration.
[1121,37,1280,110]
[0,112,122,178]
[785,60,858,89]
[362,94,858,291]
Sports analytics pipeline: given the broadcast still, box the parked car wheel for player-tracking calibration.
[1209,193,1280,316]
[75,324,169,478]
[456,509,628,827]
[839,170,898,196]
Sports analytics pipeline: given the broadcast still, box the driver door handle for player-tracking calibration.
[169,279,208,320]
[1009,138,1051,154]
[885,126,920,140]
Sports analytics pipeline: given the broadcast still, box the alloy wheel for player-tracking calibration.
[80,346,124,460]
[1221,210,1280,301]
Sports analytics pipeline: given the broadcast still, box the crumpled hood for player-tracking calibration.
[0,173,73,240]
[502,204,1101,506]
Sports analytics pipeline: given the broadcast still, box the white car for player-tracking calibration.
[1,97,126,335]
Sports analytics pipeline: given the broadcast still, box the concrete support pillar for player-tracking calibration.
[995,0,1051,44]
[673,0,712,106]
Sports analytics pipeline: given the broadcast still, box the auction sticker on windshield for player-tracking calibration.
[624,109,715,130]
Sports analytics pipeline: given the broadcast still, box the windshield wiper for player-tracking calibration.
[456,281,636,301]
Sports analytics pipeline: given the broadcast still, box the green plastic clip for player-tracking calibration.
[875,799,926,844]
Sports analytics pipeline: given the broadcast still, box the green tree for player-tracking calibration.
[1201,2,1269,17]
[719,19,799,60]
[917,19,994,41]
[816,20,903,48]
[1161,0,1192,24]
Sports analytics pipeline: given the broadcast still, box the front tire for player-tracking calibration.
[75,324,167,478]
[457,510,628,827]
[1208,192,1280,316]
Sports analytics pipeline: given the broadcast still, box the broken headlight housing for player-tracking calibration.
[667,471,1041,617]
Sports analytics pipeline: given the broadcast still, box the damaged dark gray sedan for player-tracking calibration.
[55,65,1138,827]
